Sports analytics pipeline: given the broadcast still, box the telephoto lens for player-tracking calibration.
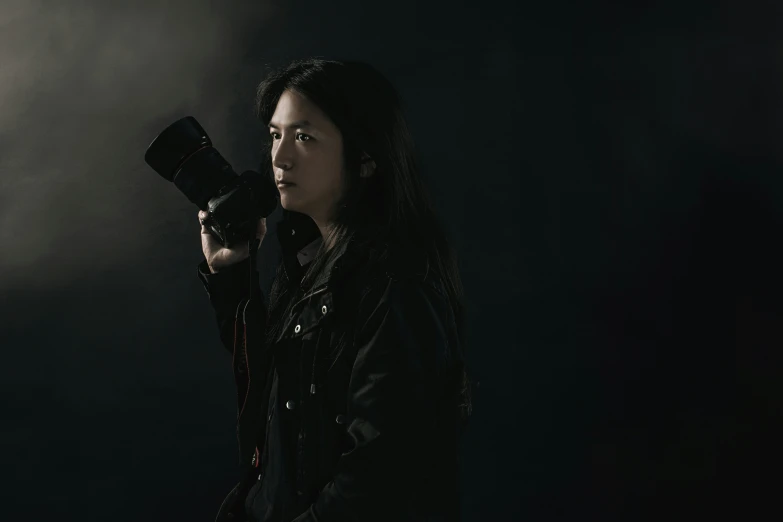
[145,116,277,247]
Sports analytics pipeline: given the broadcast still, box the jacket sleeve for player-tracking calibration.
[293,276,453,522]
[196,256,267,355]
[198,255,274,470]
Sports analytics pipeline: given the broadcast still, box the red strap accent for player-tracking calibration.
[233,311,240,358]
[238,322,252,419]
[254,447,260,468]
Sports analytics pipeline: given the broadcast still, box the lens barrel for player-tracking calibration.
[144,116,211,181]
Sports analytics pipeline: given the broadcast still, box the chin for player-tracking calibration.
[279,197,304,214]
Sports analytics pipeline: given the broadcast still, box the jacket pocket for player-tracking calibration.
[315,407,355,486]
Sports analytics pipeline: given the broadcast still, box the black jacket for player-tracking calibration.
[197,215,465,522]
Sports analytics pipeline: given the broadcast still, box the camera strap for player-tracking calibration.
[248,238,260,297]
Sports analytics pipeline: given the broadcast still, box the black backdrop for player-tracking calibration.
[2,1,781,520]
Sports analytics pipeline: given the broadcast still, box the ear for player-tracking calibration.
[359,154,376,178]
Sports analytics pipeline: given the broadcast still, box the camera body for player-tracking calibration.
[144,116,278,247]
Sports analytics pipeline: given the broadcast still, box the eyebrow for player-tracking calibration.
[268,120,313,129]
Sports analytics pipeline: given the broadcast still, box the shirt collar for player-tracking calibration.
[296,236,323,267]
[274,211,385,291]
[275,213,320,285]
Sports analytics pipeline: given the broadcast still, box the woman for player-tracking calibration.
[196,58,472,522]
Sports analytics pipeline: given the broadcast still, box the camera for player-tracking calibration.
[144,116,277,248]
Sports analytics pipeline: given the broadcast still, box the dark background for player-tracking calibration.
[2,0,782,520]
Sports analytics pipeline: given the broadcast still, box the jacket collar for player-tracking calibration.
[275,212,377,292]
[275,212,320,287]
[275,211,431,292]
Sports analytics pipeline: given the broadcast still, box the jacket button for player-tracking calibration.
[321,305,328,315]
[294,324,301,333]
[291,229,296,235]
[286,400,297,410]
[335,414,346,425]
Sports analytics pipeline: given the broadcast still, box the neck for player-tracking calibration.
[314,219,335,251]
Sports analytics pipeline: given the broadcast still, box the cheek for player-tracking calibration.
[325,149,347,188]
[308,151,344,189]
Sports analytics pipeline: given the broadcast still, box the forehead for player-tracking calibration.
[269,90,329,127]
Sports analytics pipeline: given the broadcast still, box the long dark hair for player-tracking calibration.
[255,58,472,421]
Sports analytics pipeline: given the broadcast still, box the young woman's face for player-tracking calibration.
[268,89,346,227]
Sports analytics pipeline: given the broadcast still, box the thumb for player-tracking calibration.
[256,218,267,238]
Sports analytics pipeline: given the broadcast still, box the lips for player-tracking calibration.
[277,181,296,188]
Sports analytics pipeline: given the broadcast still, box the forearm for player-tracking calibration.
[197,256,266,354]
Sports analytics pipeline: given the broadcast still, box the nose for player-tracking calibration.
[271,137,294,172]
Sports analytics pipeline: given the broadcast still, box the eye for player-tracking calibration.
[270,132,281,140]
[296,133,312,142]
